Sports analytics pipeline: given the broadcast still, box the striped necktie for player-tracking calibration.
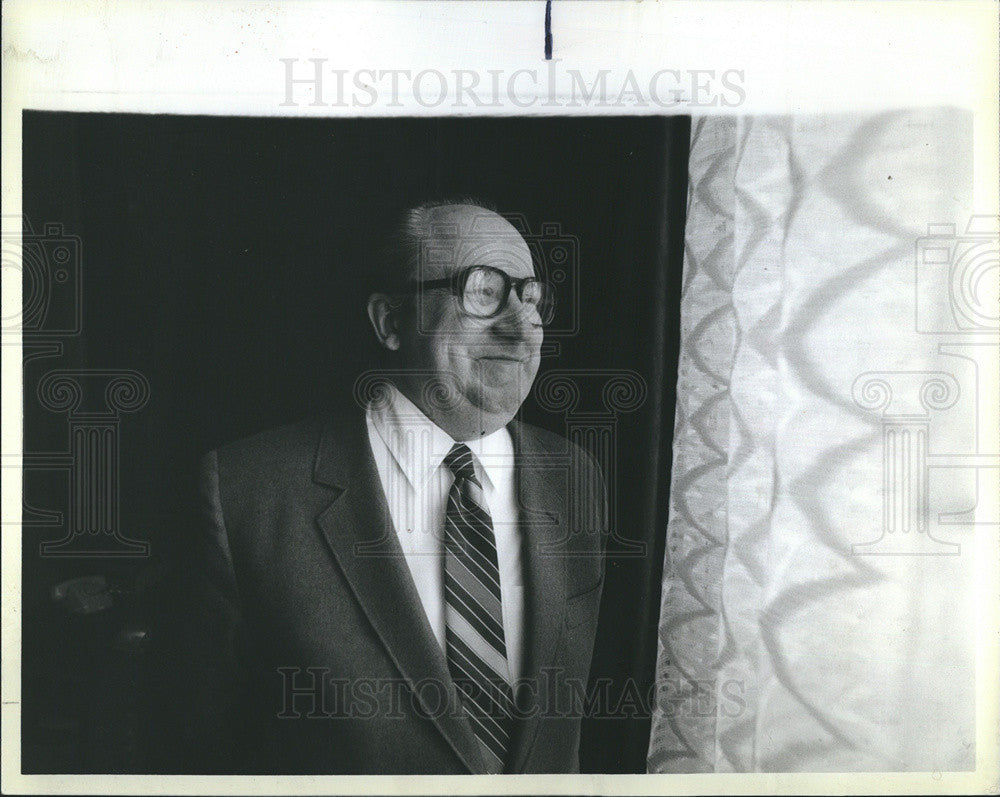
[442,443,514,774]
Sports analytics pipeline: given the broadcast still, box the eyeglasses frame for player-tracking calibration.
[396,264,555,324]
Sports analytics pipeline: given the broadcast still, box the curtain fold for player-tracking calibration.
[649,110,983,773]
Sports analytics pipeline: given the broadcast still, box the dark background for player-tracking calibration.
[21,111,689,774]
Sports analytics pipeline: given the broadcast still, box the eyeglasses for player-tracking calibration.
[400,264,556,326]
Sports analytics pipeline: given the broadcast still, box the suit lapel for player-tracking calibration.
[311,412,485,774]
[504,420,569,773]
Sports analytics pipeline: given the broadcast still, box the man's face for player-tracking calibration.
[397,206,544,436]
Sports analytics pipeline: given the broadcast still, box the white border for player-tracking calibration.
[3,1,998,794]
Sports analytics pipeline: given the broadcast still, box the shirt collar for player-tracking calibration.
[368,383,512,490]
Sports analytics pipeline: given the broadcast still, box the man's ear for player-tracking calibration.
[367,293,401,351]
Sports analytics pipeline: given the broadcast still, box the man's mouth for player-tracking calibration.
[477,354,525,363]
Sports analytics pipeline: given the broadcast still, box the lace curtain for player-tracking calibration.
[648,111,988,772]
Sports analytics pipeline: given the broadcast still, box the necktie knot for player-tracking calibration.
[443,443,479,485]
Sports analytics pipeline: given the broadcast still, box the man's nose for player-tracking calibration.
[492,291,541,339]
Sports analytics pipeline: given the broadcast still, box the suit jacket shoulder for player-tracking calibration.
[211,415,325,487]
[206,413,365,532]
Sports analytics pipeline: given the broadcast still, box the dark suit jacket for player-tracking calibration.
[178,409,607,774]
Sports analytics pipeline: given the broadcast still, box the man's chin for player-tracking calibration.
[466,389,526,429]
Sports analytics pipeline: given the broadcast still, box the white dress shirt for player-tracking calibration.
[365,385,525,681]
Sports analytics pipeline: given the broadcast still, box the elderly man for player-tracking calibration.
[181,199,607,774]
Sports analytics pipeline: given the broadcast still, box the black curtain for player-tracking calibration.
[21,111,689,773]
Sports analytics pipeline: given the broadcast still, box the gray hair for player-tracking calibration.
[369,196,499,294]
